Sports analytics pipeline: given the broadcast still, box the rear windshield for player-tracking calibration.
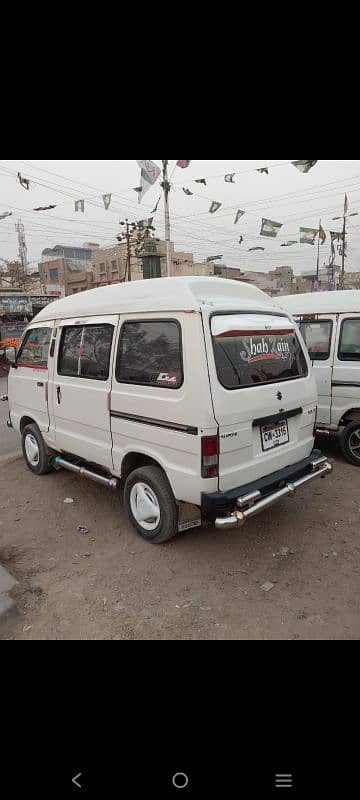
[211,315,308,390]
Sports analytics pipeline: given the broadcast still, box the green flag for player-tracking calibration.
[195,179,207,186]
[257,168,269,175]
[224,174,235,183]
[234,210,245,224]
[261,218,283,238]
[292,160,318,173]
[136,160,161,204]
[209,201,222,214]
[300,227,318,245]
[281,241,298,247]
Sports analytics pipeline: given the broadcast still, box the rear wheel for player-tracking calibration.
[21,423,54,475]
[340,422,360,467]
[124,465,178,543]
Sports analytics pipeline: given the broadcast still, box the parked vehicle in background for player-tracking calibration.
[5,277,332,543]
[278,291,360,466]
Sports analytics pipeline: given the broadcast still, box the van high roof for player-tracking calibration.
[277,290,360,316]
[33,276,280,322]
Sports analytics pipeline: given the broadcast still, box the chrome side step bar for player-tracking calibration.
[53,456,118,491]
[215,460,333,531]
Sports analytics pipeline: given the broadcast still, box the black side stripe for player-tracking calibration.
[253,407,303,428]
[111,411,198,436]
[332,381,360,388]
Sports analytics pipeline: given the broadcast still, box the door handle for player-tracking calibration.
[57,386,62,404]
[37,382,44,388]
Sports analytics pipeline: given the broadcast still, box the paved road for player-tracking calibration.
[0,377,21,459]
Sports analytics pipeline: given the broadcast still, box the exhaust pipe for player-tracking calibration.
[53,456,118,491]
[215,462,332,530]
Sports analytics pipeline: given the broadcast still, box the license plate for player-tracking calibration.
[261,419,289,451]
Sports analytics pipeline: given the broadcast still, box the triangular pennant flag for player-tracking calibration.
[75,200,85,213]
[281,241,298,247]
[183,188,193,195]
[292,160,318,173]
[206,255,223,262]
[248,247,265,251]
[224,174,235,183]
[319,224,326,244]
[261,218,283,238]
[209,202,222,214]
[234,210,245,224]
[0,211,13,220]
[136,160,161,204]
[103,194,112,210]
[195,179,207,186]
[177,160,191,169]
[151,196,161,214]
[257,168,269,175]
[239,236,244,245]
[33,205,57,211]
[17,172,30,190]
[137,217,154,230]
[300,227,318,245]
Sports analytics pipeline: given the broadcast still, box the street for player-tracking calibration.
[0,419,359,640]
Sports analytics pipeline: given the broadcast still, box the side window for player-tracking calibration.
[116,320,183,389]
[299,320,333,361]
[339,319,360,361]
[17,327,52,368]
[58,324,113,380]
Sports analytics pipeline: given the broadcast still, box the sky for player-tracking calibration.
[0,159,359,276]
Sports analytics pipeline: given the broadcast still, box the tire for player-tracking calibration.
[124,465,178,544]
[340,422,360,467]
[21,423,54,475]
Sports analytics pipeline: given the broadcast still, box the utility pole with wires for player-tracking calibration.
[316,219,321,282]
[333,195,358,290]
[161,160,172,278]
[118,219,138,282]
[15,219,28,278]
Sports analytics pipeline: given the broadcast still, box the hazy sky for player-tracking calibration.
[0,159,359,275]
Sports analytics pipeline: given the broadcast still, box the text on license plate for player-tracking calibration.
[261,419,289,451]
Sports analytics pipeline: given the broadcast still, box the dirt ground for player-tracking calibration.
[0,437,360,640]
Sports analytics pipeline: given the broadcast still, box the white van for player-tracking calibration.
[278,291,360,466]
[4,277,332,543]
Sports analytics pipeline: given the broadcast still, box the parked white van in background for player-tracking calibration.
[4,277,332,543]
[278,291,360,466]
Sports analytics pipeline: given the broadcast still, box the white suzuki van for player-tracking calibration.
[279,291,360,467]
[4,277,332,543]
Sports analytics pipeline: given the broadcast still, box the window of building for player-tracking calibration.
[17,327,52,368]
[58,325,114,380]
[111,261,118,272]
[49,268,58,282]
[299,320,333,361]
[116,320,183,389]
[100,263,106,274]
[338,319,360,361]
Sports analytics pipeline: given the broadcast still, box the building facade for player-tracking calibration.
[39,244,99,295]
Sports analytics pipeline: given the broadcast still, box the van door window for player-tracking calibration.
[338,319,360,361]
[299,320,333,361]
[116,320,183,389]
[211,315,308,390]
[17,327,52,368]
[58,324,113,380]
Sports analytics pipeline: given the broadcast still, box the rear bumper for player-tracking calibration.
[201,450,333,530]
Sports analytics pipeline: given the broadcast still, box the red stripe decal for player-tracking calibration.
[17,364,48,371]
[216,329,294,338]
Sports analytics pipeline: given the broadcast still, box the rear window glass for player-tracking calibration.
[299,320,333,361]
[339,319,360,361]
[116,320,183,388]
[17,327,52,368]
[211,316,308,389]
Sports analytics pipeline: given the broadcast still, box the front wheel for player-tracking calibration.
[124,465,178,543]
[340,422,360,466]
[22,423,54,475]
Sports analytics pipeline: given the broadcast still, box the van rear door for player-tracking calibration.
[207,312,317,492]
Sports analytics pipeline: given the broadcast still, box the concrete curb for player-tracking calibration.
[0,565,18,624]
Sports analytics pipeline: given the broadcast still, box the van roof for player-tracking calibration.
[277,290,360,316]
[33,277,281,322]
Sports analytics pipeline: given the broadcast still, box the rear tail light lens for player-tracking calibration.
[202,435,219,479]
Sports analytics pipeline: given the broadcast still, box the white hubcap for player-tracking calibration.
[25,433,40,467]
[349,428,360,460]
[130,482,161,531]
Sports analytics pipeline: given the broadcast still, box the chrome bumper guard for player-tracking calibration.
[215,456,333,531]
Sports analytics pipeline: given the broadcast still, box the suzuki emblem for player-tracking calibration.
[277,391,283,401]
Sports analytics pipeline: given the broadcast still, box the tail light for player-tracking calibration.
[201,435,219,479]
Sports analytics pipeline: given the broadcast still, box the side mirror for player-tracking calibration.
[4,346,16,365]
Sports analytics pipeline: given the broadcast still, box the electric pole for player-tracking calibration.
[161,160,172,277]
[118,219,137,282]
[15,219,28,280]
[316,219,321,282]
[333,195,358,291]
